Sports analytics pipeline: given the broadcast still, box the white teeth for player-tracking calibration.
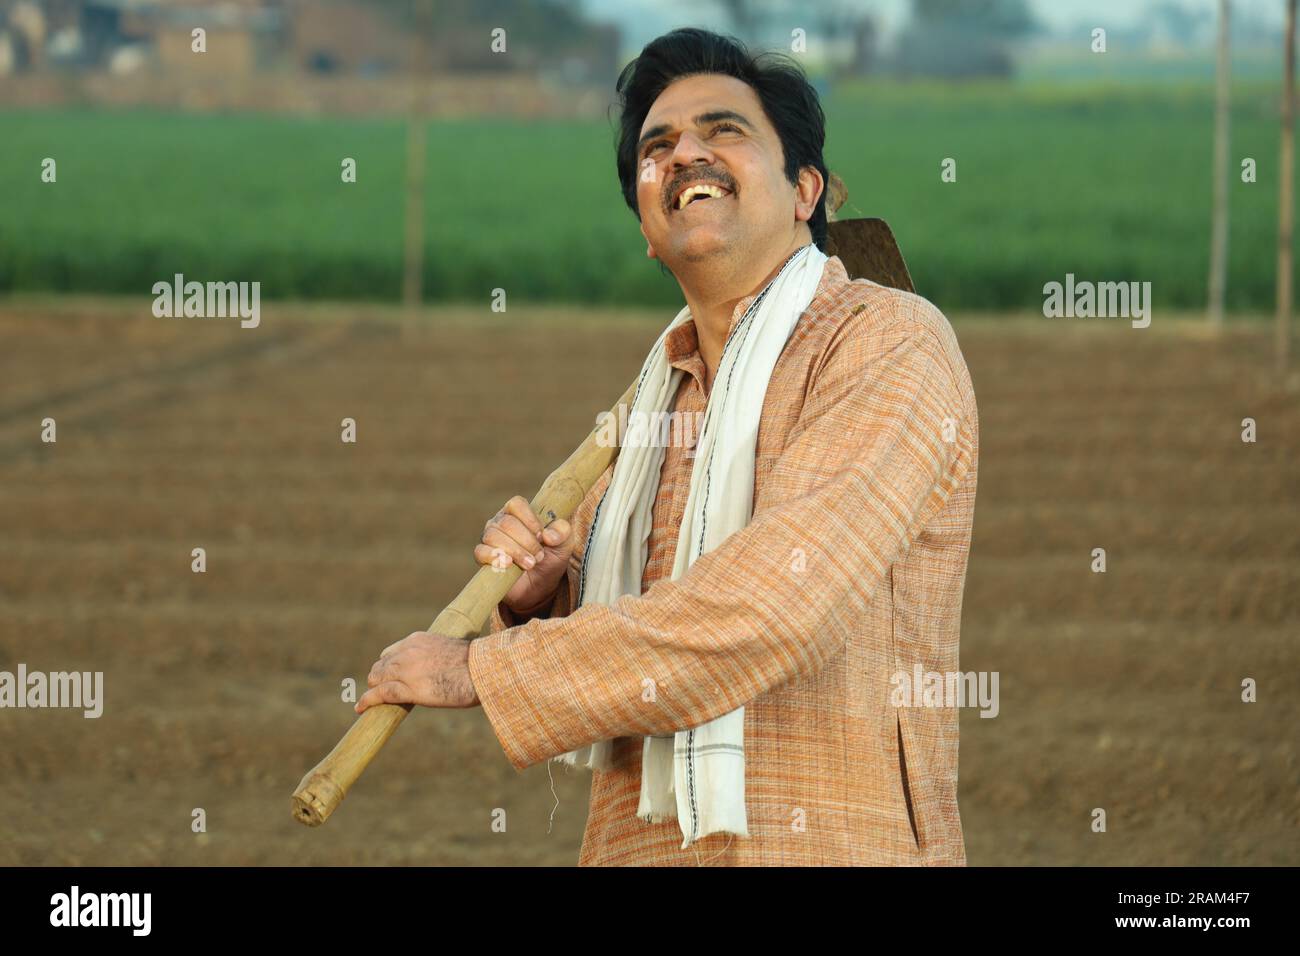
[676,183,728,210]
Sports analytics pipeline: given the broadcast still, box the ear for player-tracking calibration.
[793,166,825,224]
[639,219,658,260]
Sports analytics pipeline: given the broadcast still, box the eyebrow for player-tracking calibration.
[636,109,757,156]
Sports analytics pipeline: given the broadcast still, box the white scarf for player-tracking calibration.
[554,243,829,849]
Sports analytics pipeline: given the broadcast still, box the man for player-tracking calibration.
[357,28,979,866]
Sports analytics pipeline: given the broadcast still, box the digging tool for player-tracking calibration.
[291,217,914,827]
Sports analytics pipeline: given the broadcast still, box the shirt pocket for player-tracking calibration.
[896,710,924,859]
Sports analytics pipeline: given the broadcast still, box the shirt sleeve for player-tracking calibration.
[468,301,977,771]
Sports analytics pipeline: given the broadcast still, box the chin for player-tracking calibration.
[669,227,733,264]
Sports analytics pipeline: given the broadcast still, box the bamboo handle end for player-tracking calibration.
[292,770,345,827]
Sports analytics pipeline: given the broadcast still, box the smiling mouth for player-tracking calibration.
[671,182,734,212]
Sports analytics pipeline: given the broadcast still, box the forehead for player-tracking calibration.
[640,73,769,134]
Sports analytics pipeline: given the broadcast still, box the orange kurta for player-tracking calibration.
[470,254,979,866]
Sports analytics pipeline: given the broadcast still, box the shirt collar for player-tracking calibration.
[664,252,849,374]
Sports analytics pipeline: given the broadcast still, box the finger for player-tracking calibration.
[484,526,540,569]
[355,681,413,713]
[370,651,410,687]
[484,509,545,561]
[379,631,425,659]
[367,660,389,688]
[497,515,546,554]
[540,517,572,548]
[474,543,517,571]
[503,495,544,536]
[483,525,543,570]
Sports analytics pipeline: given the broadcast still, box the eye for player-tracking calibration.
[643,139,670,157]
[710,122,743,136]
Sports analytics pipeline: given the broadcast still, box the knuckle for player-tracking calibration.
[510,498,538,525]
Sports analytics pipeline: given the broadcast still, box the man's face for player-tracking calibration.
[634,73,819,270]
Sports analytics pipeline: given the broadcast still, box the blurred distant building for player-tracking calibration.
[429,0,619,84]
[0,0,48,71]
[144,2,282,74]
[893,0,1037,80]
[288,0,408,75]
[0,0,283,73]
[0,0,620,117]
[0,0,619,81]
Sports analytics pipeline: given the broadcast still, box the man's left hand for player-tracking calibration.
[356,631,480,712]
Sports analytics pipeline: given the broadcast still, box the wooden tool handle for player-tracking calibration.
[292,381,638,827]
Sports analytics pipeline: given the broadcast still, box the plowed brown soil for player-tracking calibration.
[1,298,1296,865]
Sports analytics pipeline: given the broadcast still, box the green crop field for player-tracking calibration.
[0,81,1289,311]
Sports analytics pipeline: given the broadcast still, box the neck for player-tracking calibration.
[676,234,811,390]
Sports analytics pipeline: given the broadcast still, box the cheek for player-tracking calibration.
[758,175,798,218]
[731,156,783,210]
[636,166,665,219]
[638,182,658,211]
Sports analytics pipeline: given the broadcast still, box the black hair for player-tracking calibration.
[613,27,830,250]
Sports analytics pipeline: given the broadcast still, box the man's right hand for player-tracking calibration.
[475,495,576,616]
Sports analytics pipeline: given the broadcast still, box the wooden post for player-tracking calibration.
[402,0,433,332]
[1278,0,1296,374]
[402,119,427,315]
[1208,0,1231,330]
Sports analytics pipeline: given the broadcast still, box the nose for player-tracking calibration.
[668,129,714,170]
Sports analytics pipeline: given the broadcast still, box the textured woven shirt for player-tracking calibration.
[469,253,979,866]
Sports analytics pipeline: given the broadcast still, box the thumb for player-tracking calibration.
[539,518,575,558]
